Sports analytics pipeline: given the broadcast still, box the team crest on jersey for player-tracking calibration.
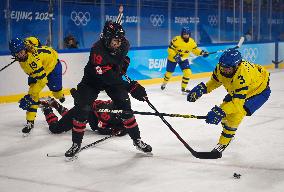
[29,61,37,69]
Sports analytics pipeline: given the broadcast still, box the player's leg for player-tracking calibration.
[179,59,192,94]
[161,60,177,90]
[212,107,246,153]
[106,85,152,153]
[47,60,65,103]
[65,82,99,159]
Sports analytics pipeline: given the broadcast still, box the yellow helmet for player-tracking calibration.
[24,36,41,47]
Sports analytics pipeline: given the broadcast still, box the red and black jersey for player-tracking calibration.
[83,38,130,87]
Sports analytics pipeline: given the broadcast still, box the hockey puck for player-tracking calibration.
[233,173,241,179]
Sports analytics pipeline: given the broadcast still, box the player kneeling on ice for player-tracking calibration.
[40,97,127,136]
[187,49,271,155]
[64,21,152,160]
[9,37,65,136]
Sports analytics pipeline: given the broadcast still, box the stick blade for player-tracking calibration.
[193,151,222,159]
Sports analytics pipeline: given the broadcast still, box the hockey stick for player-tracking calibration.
[115,4,123,25]
[47,131,121,157]
[97,108,206,119]
[208,36,245,55]
[123,74,221,159]
[79,131,121,152]
[0,59,17,72]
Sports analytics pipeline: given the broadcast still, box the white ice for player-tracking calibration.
[0,69,284,192]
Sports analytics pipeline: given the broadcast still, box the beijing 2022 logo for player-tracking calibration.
[150,14,164,27]
[71,11,90,26]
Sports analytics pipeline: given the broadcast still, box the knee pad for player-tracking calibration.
[182,69,192,78]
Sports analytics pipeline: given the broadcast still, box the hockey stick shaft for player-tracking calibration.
[80,130,122,152]
[97,108,206,119]
[123,74,221,159]
[0,60,16,72]
[144,98,221,159]
[116,4,123,25]
[208,36,245,55]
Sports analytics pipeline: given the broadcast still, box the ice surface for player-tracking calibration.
[0,69,284,192]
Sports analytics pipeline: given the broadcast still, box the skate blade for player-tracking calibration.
[181,92,188,95]
[22,131,33,137]
[65,155,78,162]
[135,147,153,156]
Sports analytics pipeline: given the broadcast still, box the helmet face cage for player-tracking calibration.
[219,49,242,68]
[102,21,125,48]
[9,38,26,57]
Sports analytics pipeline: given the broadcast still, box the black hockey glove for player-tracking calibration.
[201,50,209,57]
[120,56,130,75]
[128,81,147,101]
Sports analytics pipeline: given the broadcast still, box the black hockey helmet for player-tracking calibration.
[101,21,125,48]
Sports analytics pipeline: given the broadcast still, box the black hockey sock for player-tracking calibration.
[72,119,86,144]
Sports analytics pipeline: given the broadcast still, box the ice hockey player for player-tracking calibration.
[187,49,271,156]
[9,38,65,136]
[40,96,127,136]
[64,21,152,160]
[161,27,209,94]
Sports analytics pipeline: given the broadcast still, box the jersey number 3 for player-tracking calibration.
[238,75,245,84]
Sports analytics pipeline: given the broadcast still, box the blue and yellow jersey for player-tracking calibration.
[167,36,202,62]
[19,46,59,100]
[206,61,270,115]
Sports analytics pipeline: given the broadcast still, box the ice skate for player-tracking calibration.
[133,139,153,155]
[161,83,167,90]
[65,143,81,161]
[22,121,34,137]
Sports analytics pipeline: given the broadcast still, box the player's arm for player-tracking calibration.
[190,39,209,57]
[167,37,178,57]
[187,66,221,102]
[206,67,222,93]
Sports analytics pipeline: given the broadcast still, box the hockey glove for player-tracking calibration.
[174,54,182,63]
[120,56,130,75]
[201,50,209,57]
[206,105,226,125]
[187,82,207,102]
[129,81,147,101]
[19,94,38,110]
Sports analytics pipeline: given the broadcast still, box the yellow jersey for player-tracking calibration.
[206,61,270,115]
[167,36,202,62]
[19,46,59,100]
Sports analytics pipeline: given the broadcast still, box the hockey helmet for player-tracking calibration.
[9,38,26,56]
[25,36,42,47]
[102,21,125,48]
[219,49,242,68]
[181,27,191,36]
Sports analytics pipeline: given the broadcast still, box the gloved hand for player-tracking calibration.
[206,105,226,125]
[128,81,147,101]
[187,82,207,102]
[174,54,182,63]
[19,94,38,110]
[201,50,209,57]
[120,56,130,75]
